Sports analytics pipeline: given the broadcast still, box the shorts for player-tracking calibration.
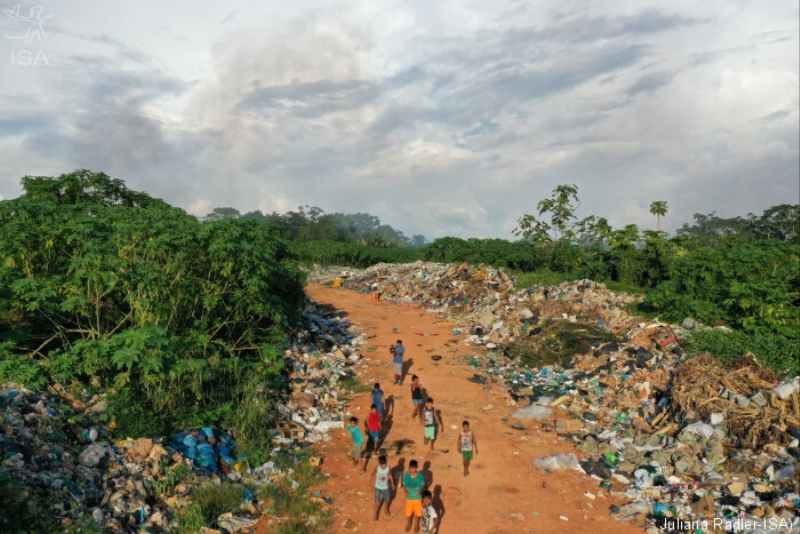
[424,426,435,440]
[462,450,473,461]
[405,499,423,517]
[369,431,380,442]
[375,488,391,502]
[413,399,423,406]
[351,445,363,459]
[393,363,403,375]
[376,405,384,417]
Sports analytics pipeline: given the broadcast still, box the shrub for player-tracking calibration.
[685,329,799,375]
[194,483,247,527]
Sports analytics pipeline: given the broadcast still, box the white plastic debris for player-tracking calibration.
[510,405,553,420]
[532,453,580,471]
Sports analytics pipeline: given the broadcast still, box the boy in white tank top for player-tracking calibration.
[371,455,393,521]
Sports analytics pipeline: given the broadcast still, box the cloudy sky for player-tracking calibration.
[0,0,797,239]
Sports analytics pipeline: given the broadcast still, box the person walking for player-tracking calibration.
[410,375,424,423]
[460,420,478,476]
[371,455,393,521]
[401,459,426,533]
[391,340,405,385]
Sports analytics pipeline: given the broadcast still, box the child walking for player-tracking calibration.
[402,459,426,533]
[372,383,385,417]
[371,455,393,521]
[460,420,478,476]
[423,398,437,449]
[410,375,424,422]
[346,416,366,473]
[366,404,382,452]
[421,490,439,534]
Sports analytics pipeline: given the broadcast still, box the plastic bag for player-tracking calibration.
[774,383,798,400]
[532,453,580,471]
[614,501,650,522]
[683,422,714,439]
[511,405,553,420]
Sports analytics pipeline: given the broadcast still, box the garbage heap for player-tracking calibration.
[0,299,366,532]
[329,263,800,532]
[269,298,368,445]
[342,261,515,314]
[0,385,269,532]
[340,262,641,354]
[543,349,800,533]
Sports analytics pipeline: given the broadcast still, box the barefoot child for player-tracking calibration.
[421,490,439,534]
[410,375,424,422]
[366,404,382,452]
[372,383,386,417]
[346,416,365,472]
[460,420,478,476]
[371,455,393,521]
[402,459,426,533]
[423,398,436,449]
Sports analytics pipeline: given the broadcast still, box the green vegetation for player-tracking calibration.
[0,171,305,449]
[264,185,796,369]
[259,457,333,534]
[506,320,619,367]
[685,329,800,375]
[194,483,248,527]
[338,376,373,394]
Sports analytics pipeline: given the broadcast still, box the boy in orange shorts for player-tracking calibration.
[401,459,426,532]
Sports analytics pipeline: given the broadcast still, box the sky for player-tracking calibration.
[0,0,798,240]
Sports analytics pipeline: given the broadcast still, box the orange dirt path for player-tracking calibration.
[306,285,646,534]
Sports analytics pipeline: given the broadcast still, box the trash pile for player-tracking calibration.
[0,385,268,532]
[0,298,366,532]
[269,299,369,446]
[342,261,515,314]
[325,262,800,533]
[341,262,641,354]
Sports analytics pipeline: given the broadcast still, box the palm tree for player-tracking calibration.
[650,201,668,233]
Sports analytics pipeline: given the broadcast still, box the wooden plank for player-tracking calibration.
[792,390,800,419]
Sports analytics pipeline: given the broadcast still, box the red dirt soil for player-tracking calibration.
[269,285,648,534]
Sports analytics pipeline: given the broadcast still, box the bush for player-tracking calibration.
[0,171,306,450]
[685,329,800,375]
[0,473,50,533]
[194,483,247,527]
[259,458,333,534]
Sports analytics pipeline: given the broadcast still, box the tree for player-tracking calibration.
[410,234,428,247]
[203,207,241,221]
[514,184,596,246]
[649,201,668,233]
[0,171,305,443]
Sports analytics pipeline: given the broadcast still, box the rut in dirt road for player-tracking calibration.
[306,285,645,534]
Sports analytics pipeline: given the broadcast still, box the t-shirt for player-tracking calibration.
[371,389,385,406]
[424,406,435,427]
[375,465,390,490]
[349,426,364,447]
[368,412,381,432]
[393,345,405,363]
[460,430,474,451]
[403,471,425,500]
[422,504,438,534]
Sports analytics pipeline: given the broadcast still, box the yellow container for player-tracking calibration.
[332,278,342,288]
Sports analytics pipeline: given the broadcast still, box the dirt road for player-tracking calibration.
[307,284,645,534]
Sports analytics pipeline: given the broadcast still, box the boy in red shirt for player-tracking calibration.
[366,404,383,452]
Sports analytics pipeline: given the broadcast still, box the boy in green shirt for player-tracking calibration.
[401,459,426,532]
[346,416,365,472]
